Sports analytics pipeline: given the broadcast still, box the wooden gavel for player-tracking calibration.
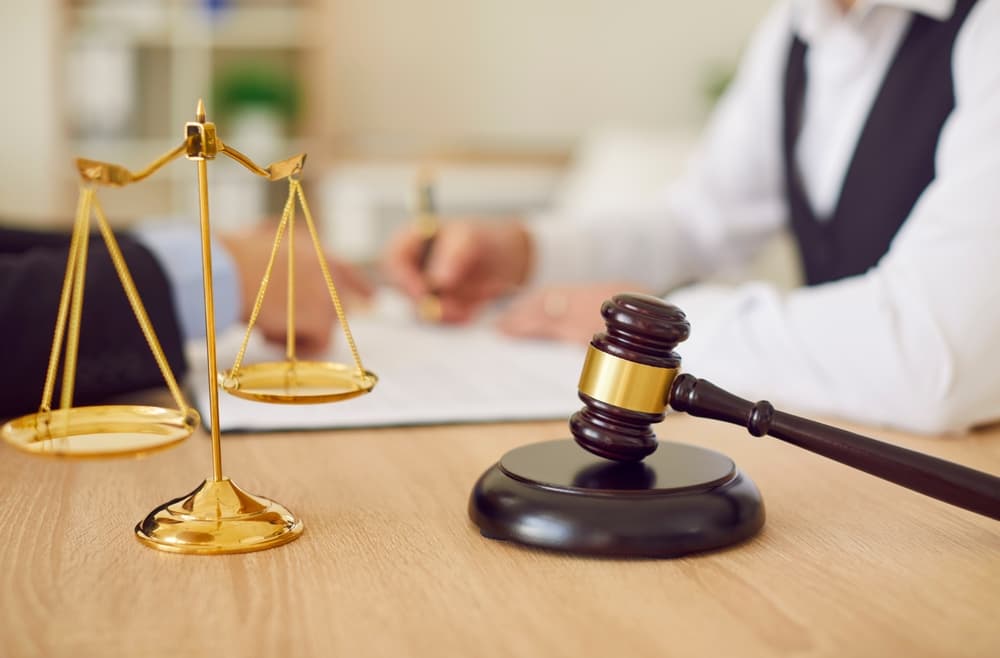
[569,293,1000,521]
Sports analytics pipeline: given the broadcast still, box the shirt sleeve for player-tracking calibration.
[0,229,188,418]
[132,222,242,342]
[528,2,793,292]
[667,0,1000,434]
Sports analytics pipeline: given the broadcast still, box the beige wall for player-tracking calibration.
[0,1,64,222]
[314,0,773,153]
[0,0,773,220]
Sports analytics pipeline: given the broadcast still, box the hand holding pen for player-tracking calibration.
[381,169,534,323]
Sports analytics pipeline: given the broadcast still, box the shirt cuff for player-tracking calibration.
[132,223,241,342]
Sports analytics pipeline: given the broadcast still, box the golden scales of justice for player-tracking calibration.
[0,100,377,555]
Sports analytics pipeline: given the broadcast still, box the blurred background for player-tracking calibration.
[0,0,774,265]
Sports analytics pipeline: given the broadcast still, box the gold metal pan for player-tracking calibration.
[220,361,377,404]
[1,405,199,459]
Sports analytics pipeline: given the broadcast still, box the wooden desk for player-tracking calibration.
[1,413,998,657]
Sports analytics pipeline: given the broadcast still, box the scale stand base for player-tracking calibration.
[135,478,303,555]
[469,439,765,558]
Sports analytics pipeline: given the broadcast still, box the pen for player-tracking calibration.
[414,169,442,321]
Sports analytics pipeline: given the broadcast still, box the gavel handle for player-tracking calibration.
[669,374,1000,521]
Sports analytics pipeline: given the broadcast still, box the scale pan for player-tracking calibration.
[220,360,377,404]
[1,405,199,459]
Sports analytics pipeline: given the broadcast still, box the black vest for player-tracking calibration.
[783,0,977,285]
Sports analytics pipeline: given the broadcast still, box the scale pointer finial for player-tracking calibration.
[196,98,206,123]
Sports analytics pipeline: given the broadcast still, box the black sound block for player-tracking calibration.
[469,439,765,558]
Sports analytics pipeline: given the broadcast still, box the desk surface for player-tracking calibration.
[1,411,998,658]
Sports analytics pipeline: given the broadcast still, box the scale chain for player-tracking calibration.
[92,196,191,415]
[229,182,297,378]
[61,189,92,410]
[295,180,368,380]
[229,178,369,384]
[39,187,92,416]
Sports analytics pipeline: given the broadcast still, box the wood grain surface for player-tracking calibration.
[1,407,998,658]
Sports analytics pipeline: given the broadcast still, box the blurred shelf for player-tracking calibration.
[69,3,314,49]
[63,1,316,219]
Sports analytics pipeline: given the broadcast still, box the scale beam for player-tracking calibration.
[2,99,376,555]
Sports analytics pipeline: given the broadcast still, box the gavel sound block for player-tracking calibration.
[469,294,1000,558]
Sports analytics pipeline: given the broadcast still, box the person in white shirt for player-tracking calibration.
[382,0,1000,434]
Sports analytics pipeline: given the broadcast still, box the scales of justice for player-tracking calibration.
[3,102,997,561]
[0,100,376,555]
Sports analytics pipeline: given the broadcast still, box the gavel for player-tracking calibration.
[572,293,1000,520]
[470,293,1000,557]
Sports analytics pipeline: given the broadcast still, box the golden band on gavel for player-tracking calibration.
[576,345,677,414]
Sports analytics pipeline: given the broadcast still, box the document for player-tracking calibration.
[188,291,587,431]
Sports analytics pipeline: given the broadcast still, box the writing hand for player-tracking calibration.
[381,219,533,323]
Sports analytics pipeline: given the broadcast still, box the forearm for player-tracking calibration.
[668,270,1000,434]
[526,3,790,293]
[668,0,1000,434]
[527,209,704,291]
[527,188,784,294]
[0,233,187,418]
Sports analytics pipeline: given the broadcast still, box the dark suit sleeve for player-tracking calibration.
[0,227,188,419]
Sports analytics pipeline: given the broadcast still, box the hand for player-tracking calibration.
[381,219,533,323]
[497,283,651,345]
[219,225,374,355]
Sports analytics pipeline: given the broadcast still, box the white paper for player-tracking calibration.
[188,291,586,432]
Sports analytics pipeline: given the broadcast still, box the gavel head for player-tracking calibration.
[570,293,689,462]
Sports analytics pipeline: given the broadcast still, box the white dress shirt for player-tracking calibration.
[530,0,1000,433]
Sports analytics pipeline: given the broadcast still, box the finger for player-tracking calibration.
[332,259,375,300]
[502,287,607,345]
[258,319,331,356]
[382,228,431,299]
[431,277,513,323]
[496,292,556,339]
[436,293,490,324]
[428,280,513,324]
[294,310,335,355]
[425,226,481,293]
[295,330,331,356]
